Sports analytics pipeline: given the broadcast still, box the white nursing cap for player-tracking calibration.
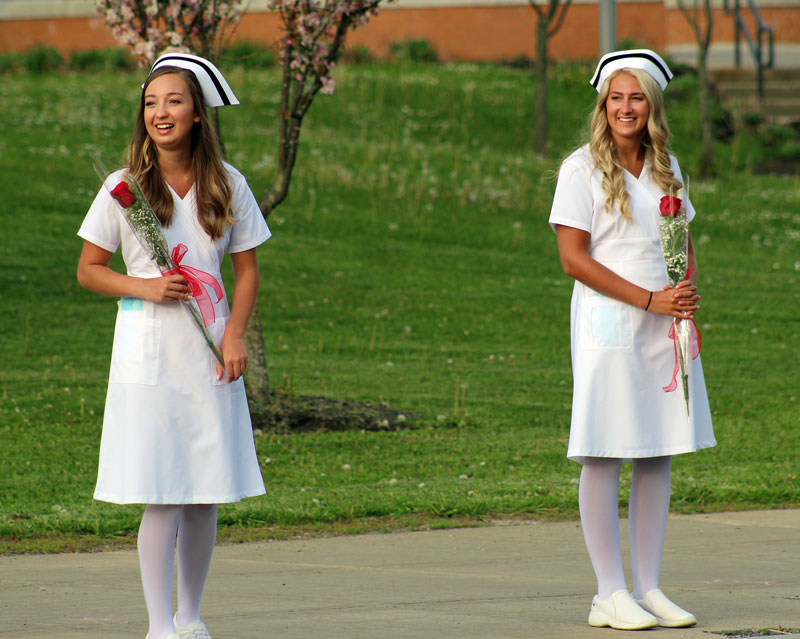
[147,52,239,107]
[589,49,673,92]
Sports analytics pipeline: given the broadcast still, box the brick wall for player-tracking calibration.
[1,2,798,64]
[0,16,116,54]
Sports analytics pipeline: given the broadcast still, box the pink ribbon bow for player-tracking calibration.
[164,244,223,327]
[662,318,702,393]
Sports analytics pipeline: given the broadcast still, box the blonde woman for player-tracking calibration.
[78,53,269,639]
[548,50,715,630]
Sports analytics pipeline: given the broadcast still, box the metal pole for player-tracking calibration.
[734,0,741,67]
[599,0,617,55]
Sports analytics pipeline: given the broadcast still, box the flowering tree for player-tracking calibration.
[241,0,387,421]
[259,0,383,215]
[95,0,243,65]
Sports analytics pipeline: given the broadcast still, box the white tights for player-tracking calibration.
[137,504,219,639]
[578,456,672,600]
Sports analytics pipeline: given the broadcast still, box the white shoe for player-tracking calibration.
[588,589,658,630]
[145,634,179,639]
[174,614,213,639]
[635,589,697,627]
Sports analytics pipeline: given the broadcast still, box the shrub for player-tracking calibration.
[762,122,795,147]
[69,47,135,72]
[389,38,438,63]
[23,45,64,73]
[221,41,275,69]
[0,53,22,74]
[741,111,765,128]
[343,45,374,65]
[777,141,800,162]
[68,49,105,71]
[616,38,645,51]
[103,47,135,71]
[503,54,532,70]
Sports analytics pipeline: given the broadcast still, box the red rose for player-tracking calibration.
[659,195,682,217]
[110,181,136,208]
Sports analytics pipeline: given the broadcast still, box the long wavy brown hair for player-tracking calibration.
[128,66,234,240]
[588,68,684,220]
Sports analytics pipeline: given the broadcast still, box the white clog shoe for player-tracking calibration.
[588,589,658,630]
[635,589,697,627]
[174,614,213,639]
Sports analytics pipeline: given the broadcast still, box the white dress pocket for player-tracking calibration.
[581,292,633,349]
[109,317,162,385]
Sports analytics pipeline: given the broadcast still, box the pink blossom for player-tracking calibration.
[144,1,159,19]
[97,0,244,65]
[320,76,335,95]
[99,0,384,86]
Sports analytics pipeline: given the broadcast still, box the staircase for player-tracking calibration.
[711,0,800,124]
[711,68,800,125]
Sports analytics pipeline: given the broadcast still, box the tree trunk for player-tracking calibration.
[677,0,715,178]
[213,108,227,159]
[534,21,549,154]
[697,50,714,178]
[241,8,379,428]
[241,53,299,426]
[244,307,270,426]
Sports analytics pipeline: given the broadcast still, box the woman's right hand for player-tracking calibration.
[649,280,701,319]
[78,241,191,302]
[136,274,192,303]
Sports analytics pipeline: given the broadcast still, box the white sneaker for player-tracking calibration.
[145,634,179,639]
[588,589,658,630]
[636,589,697,627]
[173,615,213,639]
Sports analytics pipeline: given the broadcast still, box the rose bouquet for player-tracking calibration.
[657,191,700,418]
[93,157,224,366]
[657,194,688,287]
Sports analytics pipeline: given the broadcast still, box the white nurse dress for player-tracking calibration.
[548,146,715,462]
[79,163,270,504]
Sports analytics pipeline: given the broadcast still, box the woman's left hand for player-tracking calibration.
[216,333,248,383]
[657,279,701,320]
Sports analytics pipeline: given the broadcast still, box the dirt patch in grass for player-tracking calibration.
[252,393,426,433]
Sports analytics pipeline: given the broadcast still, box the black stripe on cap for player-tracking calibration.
[149,54,232,106]
[591,51,671,88]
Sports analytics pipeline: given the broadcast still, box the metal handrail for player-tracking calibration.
[723,0,775,99]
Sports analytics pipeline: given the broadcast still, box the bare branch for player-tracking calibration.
[548,0,573,37]
[528,0,545,19]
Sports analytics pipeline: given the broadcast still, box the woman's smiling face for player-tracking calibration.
[143,72,200,153]
[605,71,650,145]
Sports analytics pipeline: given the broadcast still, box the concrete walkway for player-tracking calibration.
[1,510,798,639]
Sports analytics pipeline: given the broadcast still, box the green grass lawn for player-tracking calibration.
[1,62,798,554]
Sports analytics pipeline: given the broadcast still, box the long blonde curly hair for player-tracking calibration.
[128,66,234,240]
[588,68,683,220]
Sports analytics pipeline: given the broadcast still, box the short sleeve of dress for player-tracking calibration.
[670,155,697,223]
[548,149,595,234]
[77,173,124,253]
[226,164,271,254]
